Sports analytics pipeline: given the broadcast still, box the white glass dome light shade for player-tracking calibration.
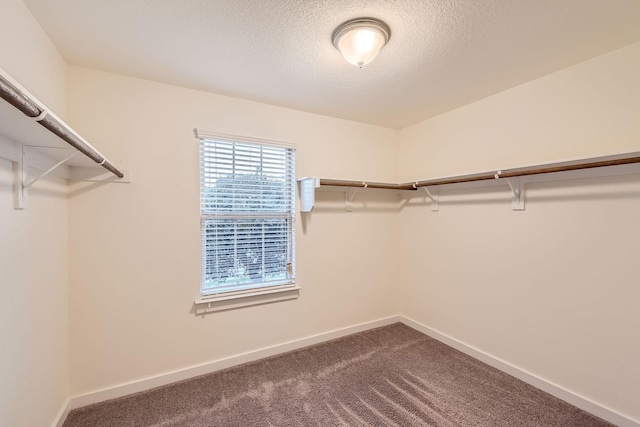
[332,18,391,68]
[337,28,385,67]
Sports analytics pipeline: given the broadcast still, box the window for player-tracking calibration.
[199,135,296,300]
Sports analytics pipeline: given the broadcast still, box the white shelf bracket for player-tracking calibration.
[14,146,78,210]
[421,185,439,212]
[494,171,525,211]
[14,146,28,209]
[24,150,78,189]
[505,177,525,211]
[345,187,359,212]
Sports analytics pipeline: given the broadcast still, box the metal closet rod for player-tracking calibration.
[0,74,124,179]
[318,179,411,190]
[320,155,640,191]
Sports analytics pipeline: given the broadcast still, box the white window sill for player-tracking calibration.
[194,285,300,314]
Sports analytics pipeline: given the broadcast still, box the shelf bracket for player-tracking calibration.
[345,187,359,212]
[493,171,525,211]
[24,151,78,189]
[421,185,439,212]
[14,147,28,209]
[15,146,78,210]
[505,176,525,211]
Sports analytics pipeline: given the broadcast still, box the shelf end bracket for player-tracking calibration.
[297,177,319,213]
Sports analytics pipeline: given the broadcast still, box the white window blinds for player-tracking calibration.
[200,137,296,297]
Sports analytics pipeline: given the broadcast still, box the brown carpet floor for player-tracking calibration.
[63,323,612,426]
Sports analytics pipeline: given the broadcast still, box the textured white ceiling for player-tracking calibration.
[21,0,640,129]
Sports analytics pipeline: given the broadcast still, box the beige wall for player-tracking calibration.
[0,163,69,427]
[66,66,400,396]
[398,42,640,422]
[398,42,640,182]
[0,1,69,426]
[4,0,639,422]
[0,0,67,119]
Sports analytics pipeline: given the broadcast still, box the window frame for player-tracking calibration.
[194,130,298,311]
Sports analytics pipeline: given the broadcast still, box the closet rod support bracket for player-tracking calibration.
[422,186,439,212]
[345,188,358,212]
[505,177,525,211]
[14,147,28,209]
[24,150,78,189]
[15,146,79,209]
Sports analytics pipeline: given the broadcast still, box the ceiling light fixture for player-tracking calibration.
[332,18,391,68]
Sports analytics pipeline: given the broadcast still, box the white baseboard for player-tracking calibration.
[52,398,71,427]
[58,314,638,427]
[399,316,639,427]
[66,315,401,411]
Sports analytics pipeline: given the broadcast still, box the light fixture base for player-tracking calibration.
[332,18,391,49]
